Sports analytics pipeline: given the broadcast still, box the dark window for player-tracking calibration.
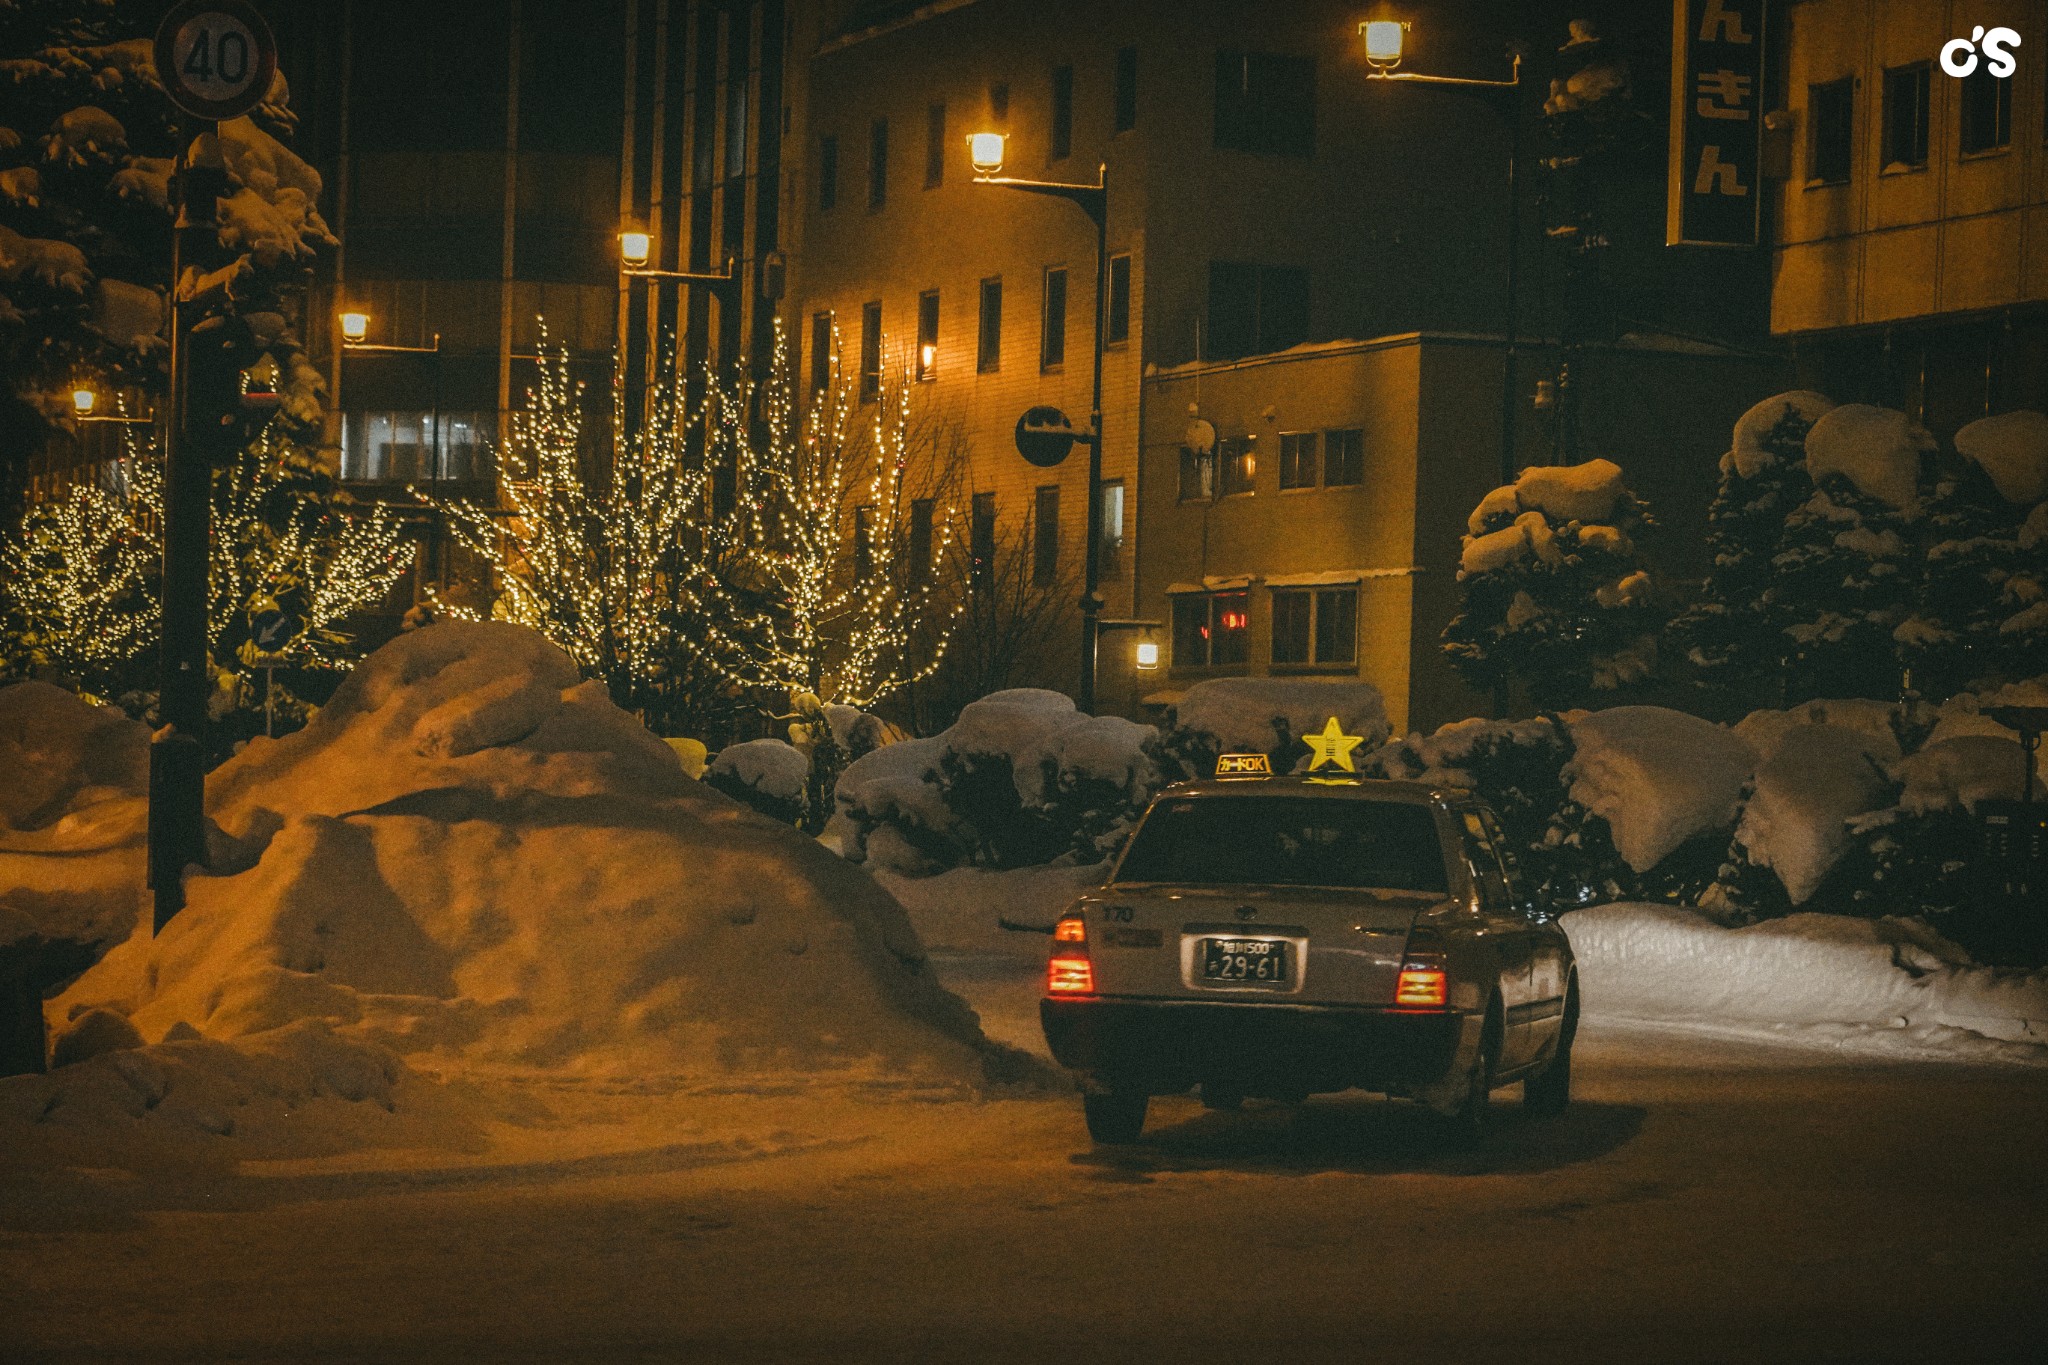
[1098,479,1125,575]
[1033,485,1060,585]
[1041,266,1067,370]
[854,505,874,582]
[1315,587,1357,664]
[1882,64,1930,169]
[971,492,996,588]
[916,289,939,381]
[1106,252,1131,346]
[978,277,1002,372]
[925,102,946,188]
[859,300,882,402]
[1219,435,1256,495]
[990,81,1009,121]
[1173,594,1211,667]
[818,135,838,210]
[1214,49,1315,157]
[1960,67,2012,154]
[1323,428,1363,485]
[1271,590,1312,664]
[1114,46,1138,133]
[1211,591,1249,665]
[1179,444,1215,500]
[810,311,833,394]
[1051,64,1073,160]
[1207,260,1309,358]
[1278,431,1318,489]
[910,498,935,586]
[868,118,888,208]
[1808,78,1852,184]
[1114,795,1448,893]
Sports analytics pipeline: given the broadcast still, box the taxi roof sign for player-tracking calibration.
[1215,753,1272,778]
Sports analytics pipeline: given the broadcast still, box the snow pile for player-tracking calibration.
[8,623,1022,1156]
[1894,736,2032,814]
[0,221,90,293]
[1564,904,2048,1057]
[90,277,162,351]
[709,738,811,804]
[0,683,149,950]
[1804,404,1933,511]
[1564,707,1753,872]
[41,105,125,165]
[207,117,335,266]
[1168,676,1390,762]
[1953,410,2048,507]
[1729,722,1892,904]
[1730,391,1835,479]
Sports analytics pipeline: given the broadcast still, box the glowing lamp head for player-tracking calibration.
[71,387,96,416]
[968,131,1005,176]
[1135,640,1160,670]
[339,311,369,343]
[1363,19,1406,68]
[619,231,652,268]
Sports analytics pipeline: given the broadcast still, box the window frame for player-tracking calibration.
[1105,252,1131,347]
[1041,265,1068,372]
[859,300,882,403]
[1880,62,1930,171]
[1097,478,1125,576]
[978,276,1003,373]
[1278,430,1319,490]
[915,289,939,382]
[1219,435,1257,497]
[809,310,833,396]
[1269,585,1358,667]
[868,117,889,210]
[924,101,946,189]
[1806,77,1853,187]
[1051,63,1074,161]
[1959,66,2013,156]
[1323,427,1364,486]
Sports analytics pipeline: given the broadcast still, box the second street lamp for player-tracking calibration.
[968,132,1112,715]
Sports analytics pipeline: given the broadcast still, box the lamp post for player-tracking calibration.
[1361,16,1524,488]
[968,131,1112,715]
[613,230,737,446]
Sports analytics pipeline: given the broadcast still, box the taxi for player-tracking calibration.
[1039,725,1578,1145]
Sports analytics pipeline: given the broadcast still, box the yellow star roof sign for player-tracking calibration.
[1301,716,1364,772]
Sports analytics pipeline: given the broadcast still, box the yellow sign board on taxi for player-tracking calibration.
[1214,753,1273,778]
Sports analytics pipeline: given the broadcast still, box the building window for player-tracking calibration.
[1219,435,1256,496]
[1323,428,1363,485]
[1098,478,1125,576]
[1278,431,1318,489]
[1041,266,1067,371]
[1881,64,1929,170]
[978,276,1002,372]
[990,81,1009,121]
[1807,78,1852,185]
[1114,46,1138,133]
[1033,485,1060,585]
[1271,587,1357,666]
[916,289,939,381]
[1207,260,1309,359]
[818,135,838,210]
[971,492,996,589]
[1214,49,1315,157]
[810,310,833,394]
[342,410,493,483]
[854,504,875,582]
[1051,64,1074,160]
[1173,591,1250,668]
[925,102,946,188]
[910,498,935,585]
[1106,252,1131,346]
[1179,444,1215,501]
[860,300,882,402]
[868,118,888,209]
[1960,66,2012,155]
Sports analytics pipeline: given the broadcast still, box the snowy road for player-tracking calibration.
[5,1000,2045,1363]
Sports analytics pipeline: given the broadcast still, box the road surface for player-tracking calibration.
[3,1009,2044,1362]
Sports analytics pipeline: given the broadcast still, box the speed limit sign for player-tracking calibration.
[154,0,278,122]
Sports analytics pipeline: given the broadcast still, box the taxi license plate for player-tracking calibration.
[1198,937,1292,987]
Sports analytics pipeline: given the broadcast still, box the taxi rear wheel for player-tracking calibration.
[1083,1091,1149,1144]
[1440,1007,1502,1148]
[1524,984,1578,1117]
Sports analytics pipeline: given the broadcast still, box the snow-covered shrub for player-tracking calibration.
[704,738,810,826]
[1153,676,1390,783]
[835,689,1157,874]
[1442,459,1663,707]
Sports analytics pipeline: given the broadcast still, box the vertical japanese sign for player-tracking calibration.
[1667,0,1766,247]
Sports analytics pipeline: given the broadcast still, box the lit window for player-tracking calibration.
[1220,435,1256,495]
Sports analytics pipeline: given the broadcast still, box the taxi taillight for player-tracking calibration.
[1053,916,1088,944]
[1048,916,1093,993]
[1396,938,1449,1007]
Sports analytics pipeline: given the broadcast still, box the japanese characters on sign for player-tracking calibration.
[1667,0,1766,248]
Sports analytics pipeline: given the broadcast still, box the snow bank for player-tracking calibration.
[709,738,810,803]
[1733,699,1902,764]
[875,861,1107,957]
[1730,390,1835,479]
[9,624,1023,1158]
[1564,904,2048,1056]
[1564,708,1753,872]
[0,683,148,949]
[1895,736,2032,814]
[1804,404,1933,512]
[1731,723,1892,904]
[1953,410,2048,507]
[1172,676,1390,759]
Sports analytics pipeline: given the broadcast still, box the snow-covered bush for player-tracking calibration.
[836,689,1156,874]
[1152,676,1390,782]
[1442,459,1663,707]
[704,738,810,826]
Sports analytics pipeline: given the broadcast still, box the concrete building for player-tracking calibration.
[1771,0,2048,434]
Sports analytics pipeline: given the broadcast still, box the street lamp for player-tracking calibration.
[969,131,1113,715]
[73,387,95,416]
[69,385,155,427]
[1359,15,1523,489]
[338,309,444,484]
[339,311,369,344]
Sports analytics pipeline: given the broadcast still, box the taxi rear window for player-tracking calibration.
[1113,796,1447,892]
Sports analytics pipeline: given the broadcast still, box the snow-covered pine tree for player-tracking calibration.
[1672,391,1831,709]
[1897,437,2022,703]
[1442,457,1663,708]
[1768,404,1931,705]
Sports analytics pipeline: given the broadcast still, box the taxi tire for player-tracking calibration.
[1083,1091,1149,1144]
[1523,985,1578,1118]
[1440,1006,1502,1149]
